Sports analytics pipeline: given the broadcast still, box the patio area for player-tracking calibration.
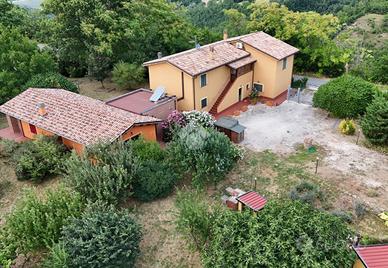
[0,127,27,142]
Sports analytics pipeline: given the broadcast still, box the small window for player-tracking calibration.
[200,74,207,87]
[29,124,37,134]
[201,97,208,108]
[282,57,287,70]
[246,84,250,90]
[253,83,263,93]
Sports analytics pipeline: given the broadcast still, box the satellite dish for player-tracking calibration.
[149,86,165,102]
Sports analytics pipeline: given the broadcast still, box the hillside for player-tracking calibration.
[337,14,388,49]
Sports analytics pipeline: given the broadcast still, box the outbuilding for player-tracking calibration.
[214,116,246,143]
[353,244,388,268]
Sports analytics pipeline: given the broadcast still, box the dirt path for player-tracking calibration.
[238,102,388,211]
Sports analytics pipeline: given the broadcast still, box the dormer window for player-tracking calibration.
[200,73,207,87]
[282,57,288,70]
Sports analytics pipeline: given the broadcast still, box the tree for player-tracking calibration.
[24,73,79,93]
[0,0,28,29]
[248,1,350,76]
[55,205,141,268]
[361,92,388,145]
[312,75,377,118]
[177,198,355,267]
[112,62,145,90]
[223,9,248,37]
[43,0,197,77]
[0,27,56,103]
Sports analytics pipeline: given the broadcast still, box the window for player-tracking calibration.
[201,97,208,108]
[200,73,207,87]
[246,84,250,90]
[253,83,263,93]
[29,124,37,134]
[282,57,288,70]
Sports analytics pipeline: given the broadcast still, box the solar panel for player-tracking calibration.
[149,86,165,102]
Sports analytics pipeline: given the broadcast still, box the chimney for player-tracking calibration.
[37,103,47,116]
[223,29,228,40]
[157,52,163,59]
[209,46,215,59]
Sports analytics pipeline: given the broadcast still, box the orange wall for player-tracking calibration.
[273,55,294,98]
[121,124,157,142]
[62,137,84,154]
[21,120,54,139]
[353,259,365,268]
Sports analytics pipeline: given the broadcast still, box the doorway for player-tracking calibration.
[238,87,242,102]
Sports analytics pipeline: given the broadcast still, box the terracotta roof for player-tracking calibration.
[144,41,250,76]
[354,244,388,268]
[239,32,299,60]
[228,56,256,69]
[143,31,298,75]
[236,191,267,211]
[0,88,160,146]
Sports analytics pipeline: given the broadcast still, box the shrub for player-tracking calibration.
[131,138,180,201]
[361,92,388,145]
[168,125,241,188]
[64,141,139,205]
[313,75,377,118]
[24,73,78,93]
[339,119,356,135]
[42,242,69,268]
[289,181,325,205]
[112,62,145,90]
[0,139,21,158]
[182,110,215,128]
[161,110,187,141]
[197,200,355,267]
[0,187,83,260]
[15,135,67,181]
[58,205,142,268]
[332,210,354,223]
[175,190,214,250]
[354,201,367,219]
[291,76,308,89]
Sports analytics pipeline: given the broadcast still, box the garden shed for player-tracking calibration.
[236,191,267,212]
[214,116,246,143]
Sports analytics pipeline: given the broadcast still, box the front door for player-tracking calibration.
[238,87,242,101]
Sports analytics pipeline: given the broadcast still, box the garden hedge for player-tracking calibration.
[313,75,377,118]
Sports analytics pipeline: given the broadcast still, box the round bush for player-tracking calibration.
[15,135,67,181]
[133,160,179,201]
[313,75,377,118]
[24,73,78,93]
[339,119,356,135]
[361,92,388,145]
[60,206,142,268]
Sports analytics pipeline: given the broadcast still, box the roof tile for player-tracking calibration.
[0,88,160,145]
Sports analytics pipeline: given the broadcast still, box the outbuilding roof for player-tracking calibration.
[236,191,267,211]
[215,116,246,134]
[143,31,298,75]
[0,88,160,146]
[354,244,388,268]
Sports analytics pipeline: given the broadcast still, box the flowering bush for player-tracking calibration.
[161,110,187,141]
[339,119,356,135]
[183,110,215,128]
[168,125,242,188]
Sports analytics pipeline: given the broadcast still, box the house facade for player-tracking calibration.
[144,31,299,115]
[0,88,160,154]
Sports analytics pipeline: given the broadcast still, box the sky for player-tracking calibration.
[13,0,43,9]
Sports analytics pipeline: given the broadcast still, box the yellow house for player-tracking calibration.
[143,31,299,115]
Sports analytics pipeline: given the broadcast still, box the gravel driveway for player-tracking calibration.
[237,101,388,211]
